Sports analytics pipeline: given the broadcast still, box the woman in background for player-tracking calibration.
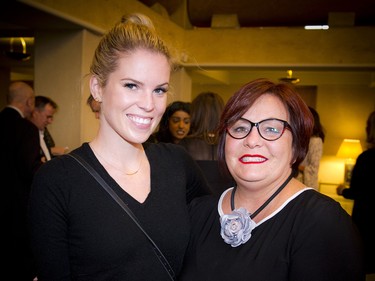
[179,92,234,195]
[179,92,223,160]
[152,101,191,144]
[298,106,325,190]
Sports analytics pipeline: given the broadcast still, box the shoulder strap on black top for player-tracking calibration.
[67,153,175,280]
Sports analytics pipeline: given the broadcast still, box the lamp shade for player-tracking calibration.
[336,139,363,159]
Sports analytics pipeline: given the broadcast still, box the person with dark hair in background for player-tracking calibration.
[152,101,191,144]
[297,106,325,190]
[179,92,235,195]
[87,94,101,119]
[28,13,208,280]
[337,110,375,277]
[180,92,223,160]
[0,81,42,280]
[179,78,364,281]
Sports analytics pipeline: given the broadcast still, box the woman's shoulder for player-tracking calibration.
[291,190,350,221]
[35,144,87,177]
[359,147,375,158]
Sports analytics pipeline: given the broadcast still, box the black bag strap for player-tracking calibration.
[67,153,175,280]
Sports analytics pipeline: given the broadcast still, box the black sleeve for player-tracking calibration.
[342,151,375,200]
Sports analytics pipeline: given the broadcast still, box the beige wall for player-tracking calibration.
[183,27,375,66]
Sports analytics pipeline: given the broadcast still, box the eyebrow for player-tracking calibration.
[121,78,169,88]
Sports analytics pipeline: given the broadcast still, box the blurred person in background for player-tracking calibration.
[297,106,325,190]
[1,81,42,280]
[337,110,375,277]
[87,94,101,119]
[179,92,234,195]
[29,95,66,161]
[151,101,191,144]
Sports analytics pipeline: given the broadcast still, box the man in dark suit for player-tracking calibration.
[0,81,42,280]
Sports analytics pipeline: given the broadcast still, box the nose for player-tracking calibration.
[243,126,262,148]
[178,121,186,128]
[138,93,155,112]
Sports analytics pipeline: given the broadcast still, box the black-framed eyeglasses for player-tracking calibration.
[227,118,291,141]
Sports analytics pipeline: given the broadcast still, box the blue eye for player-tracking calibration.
[234,126,249,134]
[264,126,280,134]
[154,87,168,96]
[124,83,137,90]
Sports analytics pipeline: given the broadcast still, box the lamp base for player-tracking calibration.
[344,162,354,186]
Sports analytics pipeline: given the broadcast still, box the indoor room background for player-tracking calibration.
[1,0,374,213]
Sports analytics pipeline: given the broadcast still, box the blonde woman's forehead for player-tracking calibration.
[114,51,170,82]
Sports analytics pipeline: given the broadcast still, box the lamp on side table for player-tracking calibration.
[336,139,363,186]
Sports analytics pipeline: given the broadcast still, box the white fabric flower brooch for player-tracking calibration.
[220,207,256,247]
[218,173,293,248]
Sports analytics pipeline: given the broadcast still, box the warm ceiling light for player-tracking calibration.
[279,70,300,84]
[304,25,329,30]
[5,37,31,61]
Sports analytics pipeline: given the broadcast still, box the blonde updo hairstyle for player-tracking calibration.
[90,13,178,88]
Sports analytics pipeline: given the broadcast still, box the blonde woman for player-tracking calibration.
[29,14,208,280]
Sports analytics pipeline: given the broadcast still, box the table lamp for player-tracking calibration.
[336,139,363,185]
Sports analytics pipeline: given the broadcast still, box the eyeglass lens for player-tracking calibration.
[227,118,288,141]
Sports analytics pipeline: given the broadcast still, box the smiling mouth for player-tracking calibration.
[128,115,152,125]
[240,156,267,163]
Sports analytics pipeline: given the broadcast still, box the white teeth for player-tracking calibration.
[241,156,264,163]
[128,115,151,125]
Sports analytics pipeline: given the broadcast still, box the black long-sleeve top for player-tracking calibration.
[342,148,375,273]
[29,142,208,280]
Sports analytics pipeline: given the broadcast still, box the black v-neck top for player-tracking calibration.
[29,142,209,280]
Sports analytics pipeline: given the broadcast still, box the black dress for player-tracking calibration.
[179,189,365,281]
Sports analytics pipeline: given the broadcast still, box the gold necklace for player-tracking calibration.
[92,146,144,176]
[124,156,143,175]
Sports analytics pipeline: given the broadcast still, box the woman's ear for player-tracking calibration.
[89,76,102,102]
